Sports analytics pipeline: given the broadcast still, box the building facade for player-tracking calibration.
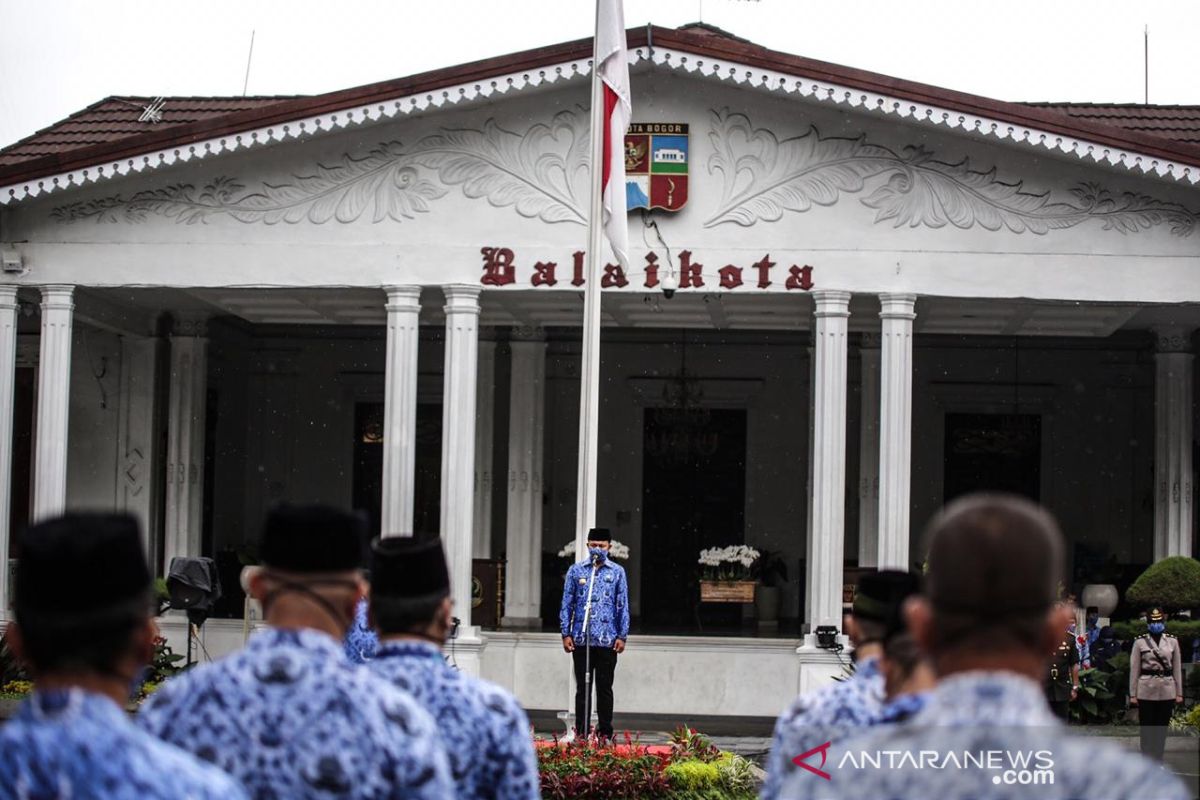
[1,24,1197,718]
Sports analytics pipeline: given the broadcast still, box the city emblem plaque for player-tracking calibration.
[625,123,688,212]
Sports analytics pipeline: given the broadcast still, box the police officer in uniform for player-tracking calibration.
[1129,607,1184,761]
[1044,624,1079,720]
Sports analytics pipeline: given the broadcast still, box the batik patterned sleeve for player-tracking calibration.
[760,707,792,800]
[380,690,454,800]
[615,567,630,641]
[489,691,541,800]
[559,565,576,638]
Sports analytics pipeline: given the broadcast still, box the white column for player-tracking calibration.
[502,329,546,627]
[0,287,18,616]
[1153,327,1194,559]
[32,285,74,521]
[472,337,497,557]
[440,286,481,633]
[117,336,162,562]
[382,286,422,537]
[857,334,880,568]
[877,293,917,569]
[806,290,851,637]
[163,316,208,567]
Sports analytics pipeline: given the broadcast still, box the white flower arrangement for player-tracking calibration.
[697,544,761,581]
[557,539,631,561]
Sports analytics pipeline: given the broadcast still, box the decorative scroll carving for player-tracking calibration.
[51,109,591,226]
[705,109,1199,236]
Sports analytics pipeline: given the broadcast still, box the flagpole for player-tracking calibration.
[575,0,606,563]
[565,0,607,739]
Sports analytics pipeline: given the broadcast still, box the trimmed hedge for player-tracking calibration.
[1126,557,1200,611]
[1109,619,1200,645]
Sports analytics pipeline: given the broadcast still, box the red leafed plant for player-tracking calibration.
[538,733,671,800]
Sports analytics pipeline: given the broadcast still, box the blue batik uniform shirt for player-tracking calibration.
[369,640,540,800]
[780,671,1190,800]
[0,688,245,800]
[139,627,453,800]
[345,598,380,664]
[559,557,629,646]
[761,656,884,800]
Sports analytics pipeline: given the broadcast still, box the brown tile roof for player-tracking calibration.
[0,96,302,169]
[1022,103,1200,146]
[3,26,1200,188]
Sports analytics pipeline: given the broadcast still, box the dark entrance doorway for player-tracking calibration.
[943,413,1041,502]
[641,407,747,630]
[352,401,443,538]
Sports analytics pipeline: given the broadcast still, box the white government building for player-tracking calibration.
[0,24,1196,719]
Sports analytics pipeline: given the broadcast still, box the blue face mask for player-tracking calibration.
[587,547,608,563]
[1148,622,1165,635]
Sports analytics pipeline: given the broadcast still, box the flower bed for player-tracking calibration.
[537,728,757,800]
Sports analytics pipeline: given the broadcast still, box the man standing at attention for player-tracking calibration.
[140,504,452,799]
[0,514,244,799]
[760,570,921,800]
[366,535,539,799]
[781,494,1188,800]
[560,527,629,740]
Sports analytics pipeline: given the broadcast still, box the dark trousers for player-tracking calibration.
[573,645,617,737]
[1137,699,1174,761]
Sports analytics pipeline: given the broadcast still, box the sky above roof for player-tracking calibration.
[2,0,1198,152]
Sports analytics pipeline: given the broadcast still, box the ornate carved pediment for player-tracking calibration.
[704,109,1199,236]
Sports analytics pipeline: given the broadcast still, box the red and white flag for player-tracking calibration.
[595,0,631,268]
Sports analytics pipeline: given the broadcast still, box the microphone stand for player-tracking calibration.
[579,554,600,740]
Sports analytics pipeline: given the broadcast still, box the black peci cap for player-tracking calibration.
[587,528,612,543]
[15,513,151,626]
[259,504,367,573]
[370,535,450,602]
[852,570,922,623]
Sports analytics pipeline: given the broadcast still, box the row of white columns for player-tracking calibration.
[0,282,1193,632]
[806,291,918,636]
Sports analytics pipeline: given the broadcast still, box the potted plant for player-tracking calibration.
[752,550,788,624]
[697,545,759,603]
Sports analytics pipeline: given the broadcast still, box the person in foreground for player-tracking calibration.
[760,570,920,800]
[366,534,540,800]
[0,513,244,800]
[559,527,629,739]
[779,493,1188,800]
[140,504,452,799]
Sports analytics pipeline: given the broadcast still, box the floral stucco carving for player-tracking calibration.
[51,109,590,226]
[705,109,1199,235]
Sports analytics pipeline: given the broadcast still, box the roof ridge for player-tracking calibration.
[1023,101,1200,110]
[4,24,1200,189]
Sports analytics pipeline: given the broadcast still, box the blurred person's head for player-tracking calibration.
[880,632,937,701]
[844,570,922,658]
[906,493,1071,679]
[7,513,156,701]
[1085,606,1099,627]
[241,504,367,638]
[368,535,454,647]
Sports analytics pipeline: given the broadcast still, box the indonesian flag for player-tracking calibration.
[595,0,631,269]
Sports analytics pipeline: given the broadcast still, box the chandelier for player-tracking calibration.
[647,336,717,465]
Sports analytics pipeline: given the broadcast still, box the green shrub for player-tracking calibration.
[1110,619,1200,645]
[665,759,721,790]
[1126,557,1200,611]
